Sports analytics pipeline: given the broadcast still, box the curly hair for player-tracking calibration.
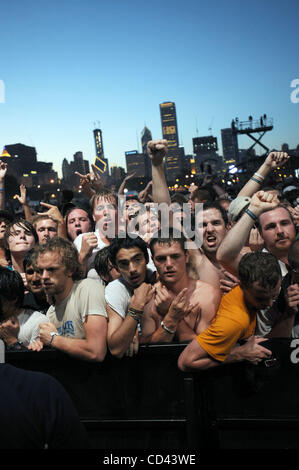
[32,237,83,280]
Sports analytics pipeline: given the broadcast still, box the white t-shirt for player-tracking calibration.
[105,269,154,320]
[18,309,47,346]
[46,278,107,339]
[105,278,132,320]
[73,229,109,274]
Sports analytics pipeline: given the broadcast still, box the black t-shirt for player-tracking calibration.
[0,364,89,449]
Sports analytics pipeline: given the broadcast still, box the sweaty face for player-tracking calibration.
[124,199,140,223]
[259,207,296,255]
[138,210,160,239]
[37,251,73,301]
[197,208,228,255]
[8,224,36,254]
[242,279,281,312]
[152,241,189,284]
[115,247,147,288]
[25,263,43,295]
[93,196,118,235]
[35,219,58,244]
[67,209,92,241]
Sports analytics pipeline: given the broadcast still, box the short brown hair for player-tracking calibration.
[89,189,117,212]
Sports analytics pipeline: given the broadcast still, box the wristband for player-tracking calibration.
[0,188,4,192]
[128,306,143,316]
[49,332,59,345]
[128,311,141,322]
[254,172,264,181]
[250,177,262,184]
[245,208,258,222]
[161,320,176,335]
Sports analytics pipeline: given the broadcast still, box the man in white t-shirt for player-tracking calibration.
[105,236,155,358]
[33,237,107,362]
[73,189,119,278]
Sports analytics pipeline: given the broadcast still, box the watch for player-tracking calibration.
[49,332,58,346]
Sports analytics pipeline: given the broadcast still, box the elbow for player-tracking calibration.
[178,352,190,372]
[89,346,107,363]
[108,343,126,359]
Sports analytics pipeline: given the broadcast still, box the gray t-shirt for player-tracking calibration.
[46,278,107,338]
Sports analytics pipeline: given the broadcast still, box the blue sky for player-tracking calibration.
[0,0,298,177]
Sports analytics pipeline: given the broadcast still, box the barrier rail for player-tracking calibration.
[5,338,299,449]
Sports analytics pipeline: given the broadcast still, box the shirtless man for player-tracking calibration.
[140,229,221,343]
[196,201,241,294]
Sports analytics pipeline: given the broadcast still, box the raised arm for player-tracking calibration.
[118,172,136,196]
[147,139,171,205]
[14,184,32,221]
[238,151,289,198]
[217,191,280,276]
[38,202,68,239]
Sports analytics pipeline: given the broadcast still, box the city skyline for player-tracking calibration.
[0,0,298,178]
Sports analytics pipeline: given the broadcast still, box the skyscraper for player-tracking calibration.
[93,128,109,176]
[221,128,239,165]
[125,150,146,178]
[159,101,182,181]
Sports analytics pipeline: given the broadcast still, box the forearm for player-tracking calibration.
[0,179,5,210]
[151,164,171,205]
[108,316,138,358]
[24,204,33,222]
[176,320,197,342]
[238,161,271,197]
[57,220,68,239]
[217,212,255,272]
[51,334,106,362]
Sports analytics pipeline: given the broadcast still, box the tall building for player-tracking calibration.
[125,150,146,178]
[193,136,220,174]
[221,128,239,165]
[141,126,152,179]
[159,101,182,181]
[93,128,109,176]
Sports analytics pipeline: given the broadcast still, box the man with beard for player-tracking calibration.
[33,237,107,361]
[105,236,154,358]
[140,229,221,343]
[217,191,297,278]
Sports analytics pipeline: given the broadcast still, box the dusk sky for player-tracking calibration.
[1,0,298,177]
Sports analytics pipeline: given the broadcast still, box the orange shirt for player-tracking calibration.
[196,285,256,362]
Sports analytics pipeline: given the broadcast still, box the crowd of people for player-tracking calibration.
[0,139,299,373]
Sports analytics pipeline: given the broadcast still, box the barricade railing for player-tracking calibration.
[5,338,299,449]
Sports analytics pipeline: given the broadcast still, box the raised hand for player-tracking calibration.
[248,190,280,217]
[147,140,168,167]
[14,184,27,206]
[265,151,289,170]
